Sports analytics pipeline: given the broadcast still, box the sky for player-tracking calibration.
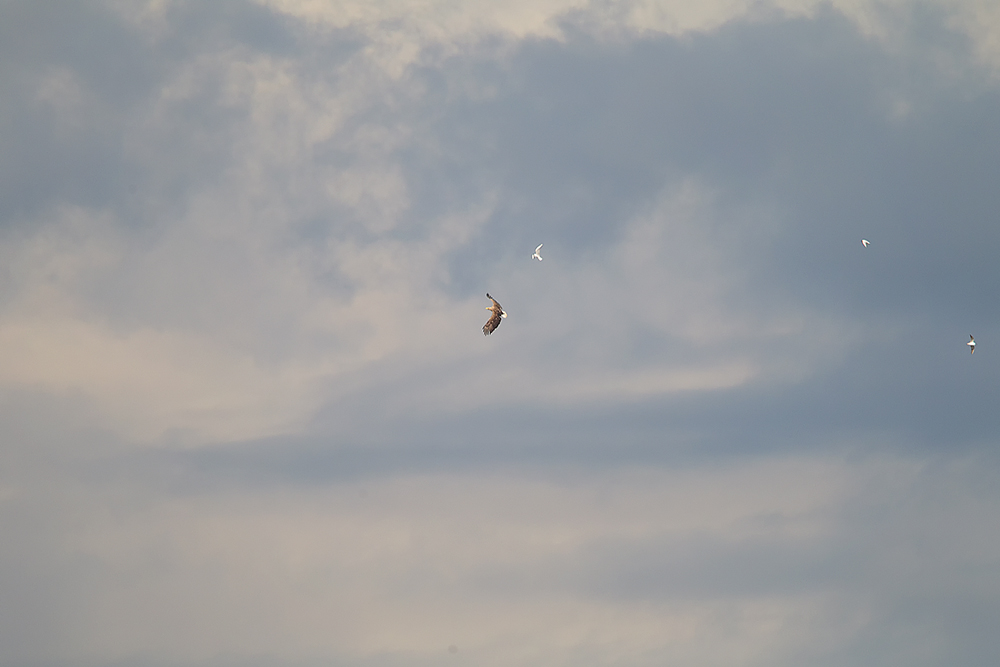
[2,0,1000,665]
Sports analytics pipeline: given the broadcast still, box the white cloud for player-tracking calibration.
[4,0,958,447]
[0,170,859,443]
[369,179,859,421]
[0,0,967,446]
[251,0,1000,79]
[0,207,326,443]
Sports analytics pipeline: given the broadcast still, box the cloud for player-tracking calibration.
[0,0,996,451]
[5,452,1000,666]
[2,1,1000,665]
[2,0,998,447]
[252,0,1000,79]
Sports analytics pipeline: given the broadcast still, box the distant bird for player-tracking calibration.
[483,293,506,335]
[531,244,543,261]
[861,239,870,248]
[968,335,976,354]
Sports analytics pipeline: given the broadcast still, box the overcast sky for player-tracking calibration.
[2,1,1000,665]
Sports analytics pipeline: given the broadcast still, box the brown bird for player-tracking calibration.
[483,293,506,335]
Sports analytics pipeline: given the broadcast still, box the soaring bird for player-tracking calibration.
[861,239,870,248]
[968,335,976,354]
[483,293,506,335]
[531,244,543,261]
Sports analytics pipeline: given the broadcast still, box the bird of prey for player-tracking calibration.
[531,244,543,261]
[968,335,976,354]
[861,239,870,248]
[483,293,506,335]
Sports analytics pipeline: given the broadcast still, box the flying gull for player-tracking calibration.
[968,335,976,354]
[861,239,870,248]
[483,293,506,335]
[532,244,543,261]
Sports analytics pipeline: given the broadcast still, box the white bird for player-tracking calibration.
[531,244,543,261]
[968,335,976,354]
[861,239,870,248]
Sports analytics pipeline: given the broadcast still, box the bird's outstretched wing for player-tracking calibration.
[483,310,502,335]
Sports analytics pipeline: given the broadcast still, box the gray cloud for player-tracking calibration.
[1,1,1000,665]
